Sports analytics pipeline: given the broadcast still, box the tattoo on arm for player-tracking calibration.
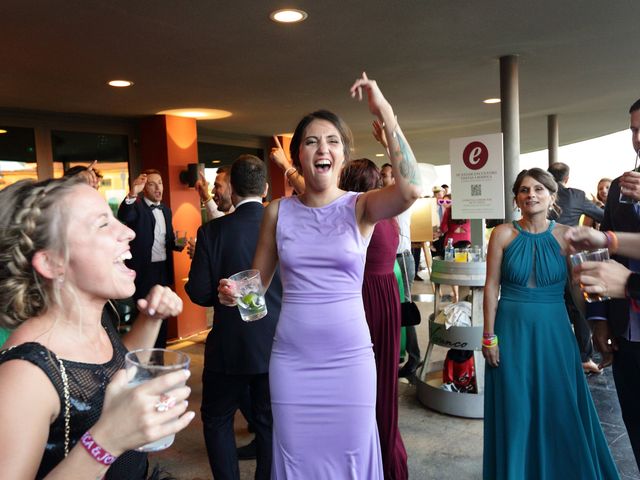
[392,129,420,186]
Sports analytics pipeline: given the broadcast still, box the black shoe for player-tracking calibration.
[398,361,417,378]
[236,438,257,460]
[413,275,423,281]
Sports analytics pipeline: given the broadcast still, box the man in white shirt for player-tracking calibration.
[117,168,183,348]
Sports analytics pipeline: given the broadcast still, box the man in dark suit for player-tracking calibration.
[117,168,183,348]
[548,162,604,226]
[186,155,282,480]
[547,162,604,374]
[587,98,640,470]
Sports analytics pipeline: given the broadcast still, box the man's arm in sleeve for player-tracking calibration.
[580,191,604,223]
[117,196,138,224]
[185,226,218,307]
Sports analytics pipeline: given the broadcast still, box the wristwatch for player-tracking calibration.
[626,272,640,300]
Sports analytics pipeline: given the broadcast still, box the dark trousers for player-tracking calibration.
[397,250,421,366]
[201,369,272,480]
[612,338,640,471]
[564,282,594,362]
[134,261,171,349]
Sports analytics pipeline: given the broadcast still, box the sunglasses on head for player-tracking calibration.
[437,198,452,206]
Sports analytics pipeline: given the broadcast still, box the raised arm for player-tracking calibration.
[350,73,422,227]
[270,136,305,195]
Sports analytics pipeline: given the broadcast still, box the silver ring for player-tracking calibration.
[154,394,174,413]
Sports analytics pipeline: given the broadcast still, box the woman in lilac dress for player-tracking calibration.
[220,73,421,478]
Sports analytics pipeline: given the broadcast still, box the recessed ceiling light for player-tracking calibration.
[108,80,134,88]
[156,108,232,120]
[0,129,7,134]
[270,9,308,23]
[212,160,221,164]
[483,98,501,104]
[375,153,385,157]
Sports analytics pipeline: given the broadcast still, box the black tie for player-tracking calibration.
[150,204,161,210]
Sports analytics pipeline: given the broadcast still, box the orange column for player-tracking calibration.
[139,115,206,340]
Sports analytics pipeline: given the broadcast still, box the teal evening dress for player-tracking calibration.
[483,221,619,479]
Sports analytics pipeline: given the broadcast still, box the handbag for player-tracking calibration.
[399,252,422,327]
[401,300,421,327]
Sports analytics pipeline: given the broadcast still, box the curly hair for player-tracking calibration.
[0,176,83,328]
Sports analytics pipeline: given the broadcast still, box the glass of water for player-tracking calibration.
[124,348,191,452]
[229,269,267,321]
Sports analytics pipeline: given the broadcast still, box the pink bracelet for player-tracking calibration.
[80,431,118,466]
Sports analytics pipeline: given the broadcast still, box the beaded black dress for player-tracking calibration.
[0,307,147,479]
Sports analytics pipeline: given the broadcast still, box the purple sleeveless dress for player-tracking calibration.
[270,192,383,479]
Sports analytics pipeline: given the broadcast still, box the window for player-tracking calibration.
[0,126,37,189]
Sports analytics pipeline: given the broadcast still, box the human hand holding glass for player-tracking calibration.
[569,249,611,302]
[227,269,267,321]
[174,231,187,251]
[93,361,194,456]
[124,349,191,452]
[619,149,640,204]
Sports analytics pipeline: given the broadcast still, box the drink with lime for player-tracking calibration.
[229,269,267,321]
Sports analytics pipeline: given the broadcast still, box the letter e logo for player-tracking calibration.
[462,141,488,170]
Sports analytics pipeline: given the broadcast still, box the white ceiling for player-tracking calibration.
[1,0,639,164]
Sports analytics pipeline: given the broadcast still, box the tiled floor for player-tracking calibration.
[153,270,639,479]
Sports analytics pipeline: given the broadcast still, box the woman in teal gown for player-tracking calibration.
[482,168,619,479]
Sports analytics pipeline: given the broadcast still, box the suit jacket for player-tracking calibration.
[551,183,604,226]
[185,201,282,375]
[588,177,640,337]
[117,197,176,298]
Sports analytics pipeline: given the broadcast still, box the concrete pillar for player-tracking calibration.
[500,55,521,222]
[139,115,206,340]
[548,114,559,166]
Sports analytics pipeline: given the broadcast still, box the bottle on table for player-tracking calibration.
[444,238,455,261]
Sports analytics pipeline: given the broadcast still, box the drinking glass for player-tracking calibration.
[174,230,187,250]
[229,269,267,321]
[125,348,191,452]
[470,245,483,262]
[569,248,611,302]
[619,149,640,204]
[454,248,468,263]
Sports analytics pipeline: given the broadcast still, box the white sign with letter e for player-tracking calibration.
[449,133,505,219]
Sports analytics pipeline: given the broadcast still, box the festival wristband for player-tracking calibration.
[604,231,618,254]
[80,431,118,466]
[482,335,498,348]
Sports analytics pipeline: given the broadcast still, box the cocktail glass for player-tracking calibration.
[229,269,267,321]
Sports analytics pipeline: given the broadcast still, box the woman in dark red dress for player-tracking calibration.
[339,158,408,480]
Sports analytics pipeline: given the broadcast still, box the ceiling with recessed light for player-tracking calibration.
[0,1,638,164]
